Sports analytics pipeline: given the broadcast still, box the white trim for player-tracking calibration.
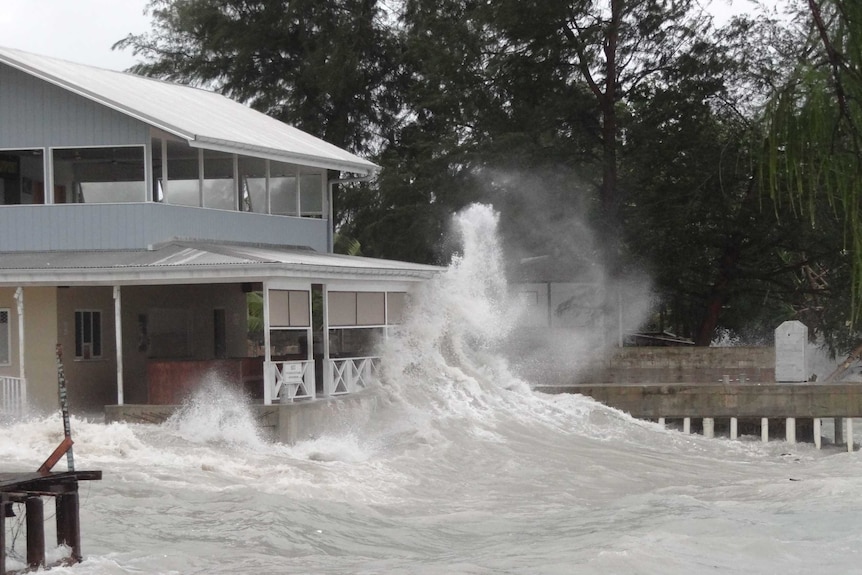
[114,286,124,405]
[263,280,272,405]
[13,288,23,382]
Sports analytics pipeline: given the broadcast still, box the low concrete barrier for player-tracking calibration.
[104,391,378,444]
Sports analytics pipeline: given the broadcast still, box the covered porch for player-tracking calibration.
[0,242,439,417]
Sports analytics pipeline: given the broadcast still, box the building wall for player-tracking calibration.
[0,63,149,148]
[56,287,117,414]
[120,284,249,404]
[0,287,60,414]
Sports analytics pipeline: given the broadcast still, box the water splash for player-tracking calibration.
[164,377,268,450]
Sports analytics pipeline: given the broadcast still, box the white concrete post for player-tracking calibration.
[262,281,272,405]
[683,417,691,434]
[657,417,665,428]
[703,418,714,439]
[113,286,124,405]
[813,418,821,450]
[761,418,769,443]
[847,418,854,452]
[321,284,331,397]
[13,288,25,406]
[786,417,796,444]
[730,417,738,440]
[835,417,845,445]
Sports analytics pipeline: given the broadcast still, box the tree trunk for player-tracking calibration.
[694,241,742,346]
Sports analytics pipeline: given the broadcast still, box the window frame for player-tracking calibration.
[74,309,103,360]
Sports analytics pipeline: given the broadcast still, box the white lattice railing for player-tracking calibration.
[0,376,26,416]
[266,360,315,403]
[326,357,380,396]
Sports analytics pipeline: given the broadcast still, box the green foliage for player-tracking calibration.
[763,0,862,323]
[120,0,862,347]
[116,0,400,153]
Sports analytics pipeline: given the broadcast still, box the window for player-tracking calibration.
[75,310,102,359]
[53,147,146,203]
[0,309,9,365]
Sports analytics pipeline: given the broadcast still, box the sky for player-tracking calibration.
[0,0,781,71]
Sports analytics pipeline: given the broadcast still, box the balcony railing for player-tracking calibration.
[266,360,315,403]
[0,203,327,252]
[326,357,380,396]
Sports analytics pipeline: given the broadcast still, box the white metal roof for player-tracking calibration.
[0,241,442,286]
[0,46,378,175]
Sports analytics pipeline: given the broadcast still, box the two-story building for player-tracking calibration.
[0,46,439,421]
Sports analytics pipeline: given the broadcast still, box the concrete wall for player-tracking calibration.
[577,346,775,384]
[105,390,378,444]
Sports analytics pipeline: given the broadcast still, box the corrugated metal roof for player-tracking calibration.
[0,46,378,175]
[0,241,441,285]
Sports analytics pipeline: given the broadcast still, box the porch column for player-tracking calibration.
[321,284,331,397]
[262,282,272,404]
[14,288,25,404]
[113,286,124,405]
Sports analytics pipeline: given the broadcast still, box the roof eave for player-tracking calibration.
[190,137,379,176]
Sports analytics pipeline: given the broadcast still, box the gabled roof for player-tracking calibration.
[0,241,442,286]
[0,46,378,175]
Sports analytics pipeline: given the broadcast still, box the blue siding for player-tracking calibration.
[0,63,149,148]
[0,204,327,252]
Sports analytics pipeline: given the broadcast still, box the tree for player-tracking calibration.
[763,0,862,323]
[115,0,400,154]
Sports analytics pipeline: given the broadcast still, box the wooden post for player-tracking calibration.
[56,491,82,562]
[26,496,45,569]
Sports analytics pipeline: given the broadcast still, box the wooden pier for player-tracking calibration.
[534,382,862,451]
[0,470,101,573]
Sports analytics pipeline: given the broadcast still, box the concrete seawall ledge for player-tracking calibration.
[105,391,378,444]
[533,382,862,419]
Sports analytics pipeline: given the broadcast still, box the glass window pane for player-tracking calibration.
[0,150,45,205]
[92,312,102,357]
[270,177,297,215]
[166,140,199,206]
[238,157,267,213]
[203,150,234,210]
[74,311,83,357]
[300,174,323,216]
[53,147,145,204]
[0,309,9,365]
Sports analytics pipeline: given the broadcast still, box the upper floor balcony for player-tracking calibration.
[0,144,331,252]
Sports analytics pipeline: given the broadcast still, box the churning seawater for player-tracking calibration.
[3,204,862,574]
